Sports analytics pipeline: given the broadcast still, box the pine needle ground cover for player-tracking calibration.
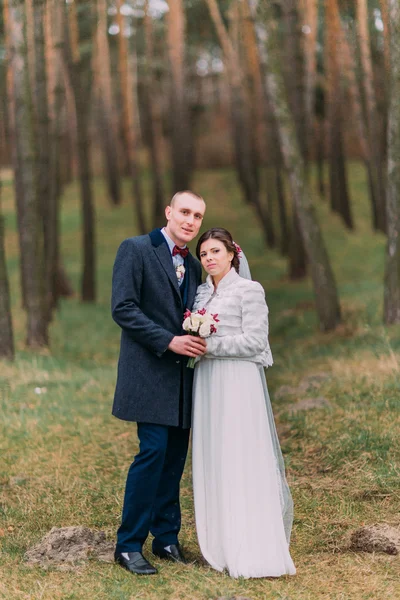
[1,165,399,599]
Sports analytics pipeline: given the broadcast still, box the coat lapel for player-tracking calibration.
[149,229,181,301]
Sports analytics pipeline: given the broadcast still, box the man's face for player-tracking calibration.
[165,194,206,246]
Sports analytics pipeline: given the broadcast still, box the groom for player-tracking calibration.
[111,191,207,575]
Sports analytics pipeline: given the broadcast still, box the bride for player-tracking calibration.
[191,227,296,579]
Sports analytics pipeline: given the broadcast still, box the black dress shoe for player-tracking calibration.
[115,551,158,575]
[152,543,188,564]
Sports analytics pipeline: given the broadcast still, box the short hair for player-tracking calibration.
[196,227,240,273]
[170,190,205,207]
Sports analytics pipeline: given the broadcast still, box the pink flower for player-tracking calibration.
[212,313,220,322]
[198,308,207,316]
[233,241,242,257]
[183,309,191,319]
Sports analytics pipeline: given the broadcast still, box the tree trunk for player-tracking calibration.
[301,0,318,166]
[276,167,290,256]
[384,0,400,323]
[116,0,146,233]
[325,0,354,229]
[8,0,48,346]
[357,0,387,233]
[256,1,341,331]
[242,0,276,249]
[30,0,57,322]
[264,0,308,271]
[289,210,307,279]
[144,1,165,228]
[47,0,71,310]
[0,183,14,360]
[166,0,192,192]
[4,0,26,309]
[63,0,96,302]
[340,25,380,230]
[96,0,121,206]
[282,0,307,162]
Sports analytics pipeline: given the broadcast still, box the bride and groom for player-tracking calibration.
[111,191,296,578]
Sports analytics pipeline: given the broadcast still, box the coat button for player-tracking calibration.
[176,360,180,364]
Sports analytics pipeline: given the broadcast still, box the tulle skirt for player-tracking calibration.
[192,358,296,578]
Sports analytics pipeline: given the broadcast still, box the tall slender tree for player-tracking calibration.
[357,0,386,232]
[166,0,192,193]
[0,182,14,360]
[144,1,165,227]
[256,0,341,331]
[96,0,121,206]
[301,0,318,166]
[241,0,276,249]
[340,24,380,232]
[325,0,353,229]
[63,0,96,302]
[384,0,400,323]
[116,0,146,233]
[8,0,49,346]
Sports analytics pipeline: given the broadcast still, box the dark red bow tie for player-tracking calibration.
[172,245,189,258]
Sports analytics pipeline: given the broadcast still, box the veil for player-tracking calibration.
[235,242,294,543]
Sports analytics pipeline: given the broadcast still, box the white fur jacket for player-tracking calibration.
[192,267,273,367]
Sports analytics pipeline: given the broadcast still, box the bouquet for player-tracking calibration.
[182,308,219,368]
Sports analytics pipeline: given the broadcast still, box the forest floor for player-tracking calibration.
[1,164,399,600]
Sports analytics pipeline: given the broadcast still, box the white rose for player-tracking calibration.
[182,316,192,332]
[199,322,212,338]
[190,314,202,332]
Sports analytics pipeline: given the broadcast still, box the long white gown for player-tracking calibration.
[192,267,296,578]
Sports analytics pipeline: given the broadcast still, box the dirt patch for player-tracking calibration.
[24,526,115,569]
[289,396,331,413]
[350,524,400,555]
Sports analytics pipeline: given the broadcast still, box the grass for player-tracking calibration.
[0,163,400,599]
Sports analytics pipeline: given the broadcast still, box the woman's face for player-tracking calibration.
[199,239,234,280]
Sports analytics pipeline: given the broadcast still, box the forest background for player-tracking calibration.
[0,0,400,599]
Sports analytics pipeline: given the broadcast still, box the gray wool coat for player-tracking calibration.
[111,228,202,429]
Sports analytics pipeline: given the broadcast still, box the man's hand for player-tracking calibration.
[168,335,207,357]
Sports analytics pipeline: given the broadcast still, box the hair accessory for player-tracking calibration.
[233,241,242,257]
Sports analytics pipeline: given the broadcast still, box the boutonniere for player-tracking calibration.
[176,264,186,281]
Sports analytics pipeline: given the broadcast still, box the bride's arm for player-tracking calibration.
[206,282,269,358]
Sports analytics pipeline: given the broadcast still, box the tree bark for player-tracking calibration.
[166,0,192,193]
[144,1,165,228]
[265,0,308,272]
[46,0,64,310]
[340,25,380,230]
[357,0,386,232]
[282,0,307,161]
[63,0,96,302]
[96,0,121,206]
[301,0,318,166]
[242,0,276,249]
[116,0,146,233]
[325,0,354,229]
[8,0,48,346]
[256,1,341,331]
[0,183,14,360]
[30,0,57,321]
[384,0,400,323]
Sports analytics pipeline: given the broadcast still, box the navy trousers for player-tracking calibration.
[116,422,190,553]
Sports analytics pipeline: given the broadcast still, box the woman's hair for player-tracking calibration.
[196,228,240,273]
